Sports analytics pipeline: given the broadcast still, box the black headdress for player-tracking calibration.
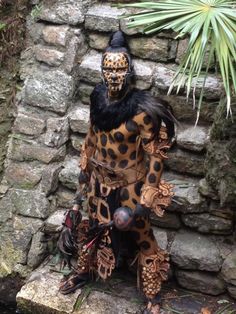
[102,31,133,74]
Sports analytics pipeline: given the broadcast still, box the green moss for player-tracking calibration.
[210,99,236,141]
[0,240,23,278]
[18,181,38,189]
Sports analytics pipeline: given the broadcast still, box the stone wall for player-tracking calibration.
[0,0,235,302]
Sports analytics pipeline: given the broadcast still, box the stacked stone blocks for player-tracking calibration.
[0,0,235,302]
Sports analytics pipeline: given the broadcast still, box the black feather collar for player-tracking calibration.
[89,83,176,139]
[90,84,139,131]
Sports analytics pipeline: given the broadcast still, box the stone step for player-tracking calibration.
[8,136,67,164]
[176,124,210,152]
[163,171,207,214]
[175,269,226,296]
[85,4,127,32]
[24,69,75,114]
[181,212,233,235]
[69,104,90,134]
[151,93,216,124]
[152,62,223,100]
[170,231,223,272]
[59,156,81,190]
[38,0,94,25]
[87,31,176,62]
[165,147,205,177]
[17,267,81,314]
[84,3,178,38]
[16,265,236,313]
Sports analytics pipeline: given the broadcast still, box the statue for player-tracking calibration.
[58,31,175,314]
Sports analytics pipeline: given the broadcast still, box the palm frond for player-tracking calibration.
[118,0,236,118]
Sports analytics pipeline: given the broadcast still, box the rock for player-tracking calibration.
[177,39,214,70]
[56,187,75,209]
[17,268,81,314]
[164,172,207,214]
[59,158,80,190]
[176,124,210,152]
[70,134,85,152]
[27,19,44,44]
[165,147,205,177]
[128,36,169,62]
[88,32,109,51]
[177,39,215,69]
[27,231,48,268]
[153,63,223,100]
[44,210,66,234]
[13,113,45,136]
[133,58,156,90]
[169,40,178,60]
[227,284,236,299]
[75,290,140,314]
[85,4,127,32]
[31,0,39,4]
[0,238,24,278]
[0,192,14,223]
[35,46,64,68]
[8,137,66,164]
[176,38,189,64]
[40,164,62,196]
[42,25,69,47]
[0,184,9,195]
[151,211,181,230]
[43,117,69,148]
[153,63,177,92]
[64,31,87,73]
[69,105,90,134]
[20,46,38,80]
[221,250,236,285]
[79,50,102,84]
[198,178,219,200]
[153,227,168,250]
[24,70,74,114]
[205,140,236,206]
[39,0,92,25]
[5,162,42,189]
[152,93,217,124]
[0,216,43,270]
[120,8,143,35]
[170,231,222,271]
[175,269,226,295]
[0,275,24,305]
[209,201,234,220]
[194,75,224,100]
[210,95,236,142]
[10,189,50,219]
[77,82,94,104]
[181,213,233,235]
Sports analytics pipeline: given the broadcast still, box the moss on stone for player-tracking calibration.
[205,100,236,205]
[17,181,39,190]
[0,240,23,278]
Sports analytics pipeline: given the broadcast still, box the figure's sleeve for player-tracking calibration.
[73,124,96,206]
[137,112,174,217]
[79,124,97,174]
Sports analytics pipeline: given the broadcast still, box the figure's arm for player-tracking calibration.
[79,125,97,178]
[137,112,174,217]
[73,124,96,208]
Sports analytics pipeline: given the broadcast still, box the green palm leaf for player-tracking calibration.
[118,0,236,120]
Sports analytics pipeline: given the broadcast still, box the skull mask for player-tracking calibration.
[102,52,130,95]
